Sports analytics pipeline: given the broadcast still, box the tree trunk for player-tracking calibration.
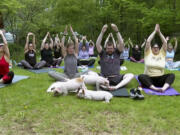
[0,12,4,29]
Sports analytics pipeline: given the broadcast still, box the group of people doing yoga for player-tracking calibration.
[0,24,177,93]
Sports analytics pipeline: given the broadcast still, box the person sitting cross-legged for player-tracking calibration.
[96,24,134,91]
[48,26,88,82]
[20,32,46,69]
[138,24,175,92]
[165,37,180,69]
[78,36,95,67]
[0,30,14,84]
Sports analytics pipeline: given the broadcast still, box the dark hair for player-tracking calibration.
[152,43,160,48]
[106,41,113,47]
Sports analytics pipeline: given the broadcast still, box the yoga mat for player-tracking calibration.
[135,76,180,96]
[88,65,94,68]
[50,66,64,69]
[0,75,29,88]
[101,87,129,97]
[166,68,180,71]
[109,87,130,97]
[28,68,54,74]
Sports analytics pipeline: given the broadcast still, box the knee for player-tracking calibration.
[126,73,134,79]
[138,74,146,81]
[168,73,175,80]
[21,60,26,63]
[48,71,55,76]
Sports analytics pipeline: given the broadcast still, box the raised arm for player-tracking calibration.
[32,33,36,50]
[61,26,68,57]
[111,33,116,48]
[0,30,10,60]
[24,33,30,53]
[96,24,108,53]
[128,38,133,48]
[49,33,53,49]
[70,25,78,56]
[111,24,124,52]
[104,33,111,48]
[141,39,146,48]
[174,37,178,52]
[146,26,156,52]
[156,24,167,51]
[41,32,49,50]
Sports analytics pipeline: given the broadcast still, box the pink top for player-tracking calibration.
[89,46,94,55]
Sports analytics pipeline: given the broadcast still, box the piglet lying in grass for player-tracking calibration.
[47,77,86,96]
[77,88,113,103]
[81,73,109,90]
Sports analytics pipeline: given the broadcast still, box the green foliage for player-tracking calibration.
[0,0,180,58]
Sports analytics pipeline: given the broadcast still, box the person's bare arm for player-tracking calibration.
[174,37,178,52]
[61,26,68,57]
[141,39,146,48]
[96,24,108,53]
[145,26,157,52]
[49,33,53,49]
[41,32,49,50]
[0,30,10,60]
[32,33,36,50]
[70,25,78,56]
[111,24,124,52]
[104,33,111,48]
[24,33,30,53]
[128,38,133,48]
[111,33,117,48]
[156,24,167,51]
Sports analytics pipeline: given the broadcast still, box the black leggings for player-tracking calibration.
[0,71,14,84]
[78,59,95,66]
[138,74,175,88]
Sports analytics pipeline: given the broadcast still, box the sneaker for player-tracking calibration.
[135,88,144,100]
[130,88,138,99]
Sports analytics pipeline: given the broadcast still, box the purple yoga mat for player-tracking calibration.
[135,76,180,96]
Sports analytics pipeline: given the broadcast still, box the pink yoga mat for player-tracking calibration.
[135,76,180,96]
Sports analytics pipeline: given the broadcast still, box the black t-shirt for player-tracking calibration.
[132,48,141,61]
[53,46,62,59]
[99,49,121,77]
[25,50,36,66]
[41,48,53,65]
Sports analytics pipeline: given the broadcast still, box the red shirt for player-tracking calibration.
[0,56,9,76]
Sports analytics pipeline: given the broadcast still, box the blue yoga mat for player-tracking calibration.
[28,68,54,74]
[0,75,29,88]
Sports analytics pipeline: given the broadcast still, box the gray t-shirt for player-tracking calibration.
[99,49,121,77]
[64,54,78,78]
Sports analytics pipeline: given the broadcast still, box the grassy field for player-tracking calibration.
[0,61,180,135]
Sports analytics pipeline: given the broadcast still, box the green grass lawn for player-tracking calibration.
[0,61,180,135]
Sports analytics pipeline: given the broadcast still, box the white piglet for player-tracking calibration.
[47,77,86,96]
[81,74,109,88]
[77,88,113,103]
